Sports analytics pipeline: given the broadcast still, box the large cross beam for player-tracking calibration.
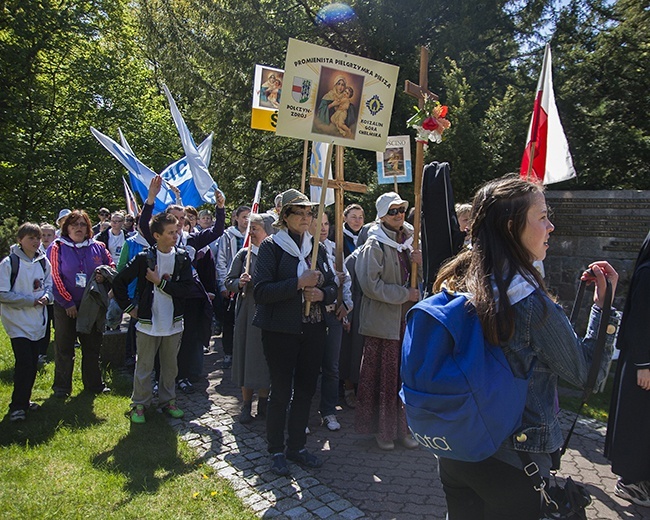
[310,145,367,302]
[404,46,438,289]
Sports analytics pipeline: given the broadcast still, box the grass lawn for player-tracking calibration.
[0,329,256,519]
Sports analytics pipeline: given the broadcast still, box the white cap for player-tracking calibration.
[56,209,71,225]
[375,192,408,219]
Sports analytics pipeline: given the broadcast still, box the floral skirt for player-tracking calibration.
[354,331,408,442]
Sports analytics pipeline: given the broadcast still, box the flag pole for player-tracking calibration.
[305,142,333,316]
[241,180,262,298]
[300,140,309,194]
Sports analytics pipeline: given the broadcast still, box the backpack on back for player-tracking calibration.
[9,252,47,290]
[400,289,529,462]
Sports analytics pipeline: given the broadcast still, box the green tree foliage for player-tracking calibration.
[0,0,177,224]
[552,0,650,189]
[135,0,548,213]
[1,0,648,224]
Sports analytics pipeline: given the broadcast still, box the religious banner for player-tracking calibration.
[376,135,412,184]
[251,64,284,132]
[276,38,399,152]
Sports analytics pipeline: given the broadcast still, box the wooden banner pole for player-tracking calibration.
[305,142,333,316]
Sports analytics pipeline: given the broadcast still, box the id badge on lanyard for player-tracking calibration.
[75,272,87,288]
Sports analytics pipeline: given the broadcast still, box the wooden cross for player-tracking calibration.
[404,46,438,288]
[309,144,367,278]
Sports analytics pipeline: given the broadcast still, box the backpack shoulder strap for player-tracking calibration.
[9,252,19,290]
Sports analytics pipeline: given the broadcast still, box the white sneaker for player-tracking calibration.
[322,414,341,431]
[615,479,650,507]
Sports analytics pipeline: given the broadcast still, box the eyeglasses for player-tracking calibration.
[386,207,406,216]
[111,219,124,223]
[69,221,88,228]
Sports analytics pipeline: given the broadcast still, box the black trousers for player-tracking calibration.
[220,295,236,356]
[177,297,211,381]
[262,322,326,454]
[10,336,46,411]
[439,456,541,520]
[52,303,105,393]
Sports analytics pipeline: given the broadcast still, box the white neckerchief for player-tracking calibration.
[453,272,537,310]
[57,236,92,249]
[368,225,413,252]
[273,229,312,277]
[491,272,538,307]
[343,226,359,247]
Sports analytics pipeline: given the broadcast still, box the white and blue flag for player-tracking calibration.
[163,85,219,204]
[91,127,174,213]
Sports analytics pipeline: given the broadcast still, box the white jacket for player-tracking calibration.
[0,244,53,340]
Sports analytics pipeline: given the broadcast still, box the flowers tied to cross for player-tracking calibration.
[406,96,451,146]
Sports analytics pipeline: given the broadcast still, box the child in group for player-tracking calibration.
[0,223,53,422]
[454,202,472,247]
[330,86,354,137]
[40,223,56,251]
[197,209,213,231]
[38,222,57,363]
[112,212,194,423]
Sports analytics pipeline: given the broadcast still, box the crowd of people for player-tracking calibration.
[1,173,648,517]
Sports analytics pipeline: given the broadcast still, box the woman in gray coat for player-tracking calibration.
[225,214,271,424]
[354,192,421,451]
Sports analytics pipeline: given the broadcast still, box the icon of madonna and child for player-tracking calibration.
[259,70,284,109]
[312,68,363,139]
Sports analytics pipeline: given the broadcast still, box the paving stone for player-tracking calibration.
[337,507,366,519]
[275,497,302,513]
[283,506,309,518]
[327,498,353,512]
[313,505,335,519]
[295,476,320,489]
[175,337,630,520]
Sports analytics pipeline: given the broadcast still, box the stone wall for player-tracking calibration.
[544,190,650,316]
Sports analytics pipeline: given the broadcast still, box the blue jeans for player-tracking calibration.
[319,310,343,417]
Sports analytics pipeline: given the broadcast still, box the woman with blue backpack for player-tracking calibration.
[420,175,619,519]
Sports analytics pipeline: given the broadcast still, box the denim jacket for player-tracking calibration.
[493,289,619,473]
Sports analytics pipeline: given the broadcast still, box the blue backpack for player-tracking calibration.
[400,290,529,462]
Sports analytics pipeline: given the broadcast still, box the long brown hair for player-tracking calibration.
[434,175,549,344]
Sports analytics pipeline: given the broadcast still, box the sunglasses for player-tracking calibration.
[288,209,314,218]
[99,212,110,217]
[386,207,406,216]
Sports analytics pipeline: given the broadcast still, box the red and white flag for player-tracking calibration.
[243,180,262,248]
[520,44,576,185]
[122,176,140,216]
